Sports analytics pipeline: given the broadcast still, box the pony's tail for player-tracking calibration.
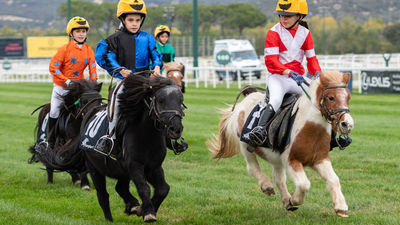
[37,137,84,172]
[207,107,242,159]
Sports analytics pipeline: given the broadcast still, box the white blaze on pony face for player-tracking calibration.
[173,71,180,78]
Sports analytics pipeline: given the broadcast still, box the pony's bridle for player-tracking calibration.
[297,79,350,130]
[144,86,186,130]
[319,85,350,127]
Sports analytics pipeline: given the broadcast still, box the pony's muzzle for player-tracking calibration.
[339,113,354,134]
[167,118,183,139]
[168,125,183,139]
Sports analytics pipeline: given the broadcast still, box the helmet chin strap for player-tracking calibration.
[71,35,87,45]
[283,14,303,30]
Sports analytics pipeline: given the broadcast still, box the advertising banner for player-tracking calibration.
[27,36,68,58]
[360,70,400,94]
[0,38,24,58]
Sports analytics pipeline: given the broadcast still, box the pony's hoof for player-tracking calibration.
[262,187,275,196]
[143,214,157,223]
[285,199,298,211]
[81,185,90,190]
[131,206,142,217]
[336,209,348,218]
[74,180,81,185]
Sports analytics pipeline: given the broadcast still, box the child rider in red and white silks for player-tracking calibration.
[247,0,321,150]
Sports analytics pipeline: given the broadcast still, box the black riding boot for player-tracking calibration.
[330,131,352,151]
[47,117,57,149]
[247,104,275,152]
[166,137,188,155]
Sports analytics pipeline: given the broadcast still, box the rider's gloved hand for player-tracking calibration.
[65,79,73,86]
[315,71,321,78]
[288,71,304,86]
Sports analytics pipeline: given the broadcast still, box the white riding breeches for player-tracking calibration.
[109,78,124,139]
[50,84,69,119]
[267,74,311,111]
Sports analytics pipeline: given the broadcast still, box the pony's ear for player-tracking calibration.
[319,72,329,86]
[96,82,103,92]
[342,72,351,84]
[178,64,184,70]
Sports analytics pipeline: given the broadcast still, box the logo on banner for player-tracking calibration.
[361,72,391,91]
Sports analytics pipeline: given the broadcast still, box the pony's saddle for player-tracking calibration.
[240,92,299,153]
[37,111,71,144]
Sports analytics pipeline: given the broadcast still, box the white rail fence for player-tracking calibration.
[2,54,400,92]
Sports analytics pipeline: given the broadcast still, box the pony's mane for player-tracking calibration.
[118,75,176,121]
[62,80,100,106]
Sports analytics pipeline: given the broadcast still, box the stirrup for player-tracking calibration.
[336,134,352,150]
[35,140,49,153]
[169,137,188,155]
[94,135,116,160]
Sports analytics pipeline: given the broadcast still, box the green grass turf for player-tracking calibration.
[0,82,399,225]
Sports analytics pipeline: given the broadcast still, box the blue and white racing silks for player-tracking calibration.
[95,28,162,79]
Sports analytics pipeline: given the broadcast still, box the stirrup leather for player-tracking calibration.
[94,135,116,160]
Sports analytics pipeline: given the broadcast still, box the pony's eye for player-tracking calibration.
[328,96,334,101]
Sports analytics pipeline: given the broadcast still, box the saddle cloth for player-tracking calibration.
[37,113,49,143]
[80,109,109,152]
[240,95,299,153]
[37,112,70,143]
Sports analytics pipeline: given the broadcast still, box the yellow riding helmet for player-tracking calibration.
[154,25,171,37]
[275,0,301,16]
[66,16,90,36]
[117,0,147,18]
[299,0,308,16]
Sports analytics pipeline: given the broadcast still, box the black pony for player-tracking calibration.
[87,75,185,222]
[50,74,185,222]
[28,80,103,188]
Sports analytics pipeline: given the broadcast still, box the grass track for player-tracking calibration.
[0,82,399,225]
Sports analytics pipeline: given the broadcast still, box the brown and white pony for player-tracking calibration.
[164,62,184,92]
[207,71,354,217]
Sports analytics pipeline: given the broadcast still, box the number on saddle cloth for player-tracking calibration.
[240,94,299,153]
[80,109,109,152]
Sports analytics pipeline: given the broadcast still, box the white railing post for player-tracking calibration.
[204,67,208,88]
[195,67,199,88]
[212,67,216,88]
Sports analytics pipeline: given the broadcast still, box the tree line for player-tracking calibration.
[0,0,399,55]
